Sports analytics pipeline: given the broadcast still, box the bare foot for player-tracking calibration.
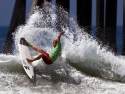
[26,58,33,63]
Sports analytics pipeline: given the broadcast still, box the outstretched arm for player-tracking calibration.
[57,31,65,41]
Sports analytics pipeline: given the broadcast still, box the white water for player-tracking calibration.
[0,2,125,94]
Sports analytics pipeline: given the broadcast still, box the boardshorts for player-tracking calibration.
[39,50,53,65]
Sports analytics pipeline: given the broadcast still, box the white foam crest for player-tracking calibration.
[0,54,20,64]
[13,3,125,77]
[64,26,125,76]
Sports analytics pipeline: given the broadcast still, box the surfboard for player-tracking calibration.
[18,38,34,81]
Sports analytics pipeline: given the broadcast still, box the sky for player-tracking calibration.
[0,0,123,26]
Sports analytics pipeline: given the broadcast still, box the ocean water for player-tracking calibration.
[0,26,8,52]
[116,26,123,55]
[0,2,125,94]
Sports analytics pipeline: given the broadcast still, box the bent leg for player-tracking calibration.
[24,39,44,53]
[27,53,44,63]
[31,45,44,53]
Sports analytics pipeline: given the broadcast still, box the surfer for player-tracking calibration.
[21,31,65,64]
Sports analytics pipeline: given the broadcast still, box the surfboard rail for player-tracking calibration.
[18,38,35,81]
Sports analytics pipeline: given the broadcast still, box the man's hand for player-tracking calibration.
[60,31,65,35]
[58,31,65,40]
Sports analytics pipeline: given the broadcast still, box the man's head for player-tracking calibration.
[53,39,58,47]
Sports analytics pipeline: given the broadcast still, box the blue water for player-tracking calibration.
[116,26,123,55]
[0,26,123,54]
[0,26,8,52]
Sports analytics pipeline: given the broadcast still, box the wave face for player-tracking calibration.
[1,2,125,94]
[13,0,125,84]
